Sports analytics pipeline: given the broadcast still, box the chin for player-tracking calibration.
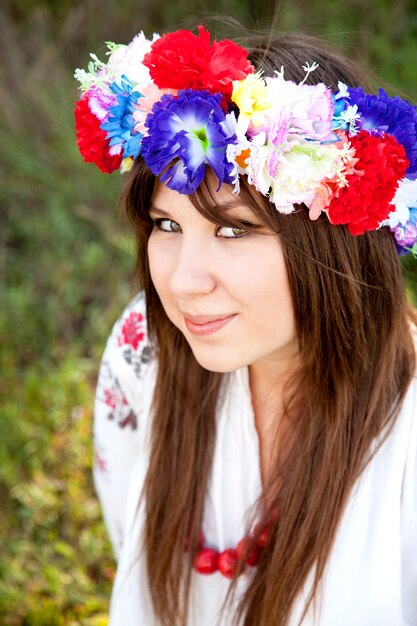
[198,361,238,374]
[188,345,245,374]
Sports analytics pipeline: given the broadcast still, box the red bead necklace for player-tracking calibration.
[192,520,273,579]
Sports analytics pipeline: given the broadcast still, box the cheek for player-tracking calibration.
[147,236,171,299]
[248,247,295,336]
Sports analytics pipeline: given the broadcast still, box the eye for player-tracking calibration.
[152,218,182,233]
[216,225,249,239]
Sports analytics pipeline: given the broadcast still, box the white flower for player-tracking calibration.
[274,66,285,79]
[222,113,242,193]
[75,32,160,96]
[250,141,345,214]
[301,61,319,84]
[335,82,350,100]
[385,178,417,227]
[119,32,159,86]
[265,77,334,142]
[340,104,360,125]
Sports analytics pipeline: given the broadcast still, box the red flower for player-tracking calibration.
[327,131,409,235]
[74,95,122,173]
[118,312,145,350]
[143,26,253,102]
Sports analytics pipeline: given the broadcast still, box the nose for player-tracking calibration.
[168,234,216,300]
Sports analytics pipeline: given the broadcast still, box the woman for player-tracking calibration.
[75,26,417,626]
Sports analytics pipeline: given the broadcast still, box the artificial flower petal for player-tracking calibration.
[386,178,417,227]
[100,76,143,159]
[74,26,417,255]
[327,131,409,234]
[347,87,417,179]
[142,26,254,101]
[74,94,123,173]
[141,90,236,193]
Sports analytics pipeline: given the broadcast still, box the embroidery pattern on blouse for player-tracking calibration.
[94,441,108,476]
[97,361,139,430]
[116,293,155,378]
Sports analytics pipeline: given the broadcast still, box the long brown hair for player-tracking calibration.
[120,31,416,626]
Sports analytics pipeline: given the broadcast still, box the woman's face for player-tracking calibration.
[148,182,299,374]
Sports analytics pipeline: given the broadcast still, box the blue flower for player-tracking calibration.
[331,94,349,131]
[348,87,417,180]
[141,90,236,194]
[101,76,143,159]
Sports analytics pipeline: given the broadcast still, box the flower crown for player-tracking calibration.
[74,26,417,255]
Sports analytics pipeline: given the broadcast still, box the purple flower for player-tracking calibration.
[88,86,117,121]
[392,207,417,254]
[141,89,236,194]
[348,87,417,179]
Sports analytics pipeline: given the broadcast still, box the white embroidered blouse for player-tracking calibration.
[93,293,417,626]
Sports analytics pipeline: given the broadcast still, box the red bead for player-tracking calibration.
[247,544,262,566]
[237,537,262,567]
[236,537,250,560]
[191,513,279,577]
[217,548,238,578]
[185,531,205,552]
[254,522,271,548]
[258,525,270,547]
[270,504,280,521]
[194,548,218,574]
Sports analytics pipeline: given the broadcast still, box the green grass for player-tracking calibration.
[1,13,134,621]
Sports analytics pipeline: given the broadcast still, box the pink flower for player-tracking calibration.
[132,83,176,135]
[265,77,334,142]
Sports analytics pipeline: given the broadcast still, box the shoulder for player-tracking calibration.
[96,292,156,430]
[401,370,417,495]
[104,291,154,379]
[399,371,417,622]
[93,293,157,557]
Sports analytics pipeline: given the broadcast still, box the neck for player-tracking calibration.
[248,354,299,487]
[248,346,300,411]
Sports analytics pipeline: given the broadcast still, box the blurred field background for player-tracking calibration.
[1,0,417,624]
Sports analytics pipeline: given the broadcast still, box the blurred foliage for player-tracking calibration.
[0,0,416,624]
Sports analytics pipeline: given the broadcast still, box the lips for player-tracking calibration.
[183,313,237,336]
[184,313,233,324]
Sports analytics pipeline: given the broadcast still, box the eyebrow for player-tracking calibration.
[148,205,171,217]
[149,201,254,217]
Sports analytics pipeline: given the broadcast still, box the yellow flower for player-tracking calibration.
[121,156,134,173]
[232,73,272,133]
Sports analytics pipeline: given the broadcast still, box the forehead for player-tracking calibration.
[151,181,255,218]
